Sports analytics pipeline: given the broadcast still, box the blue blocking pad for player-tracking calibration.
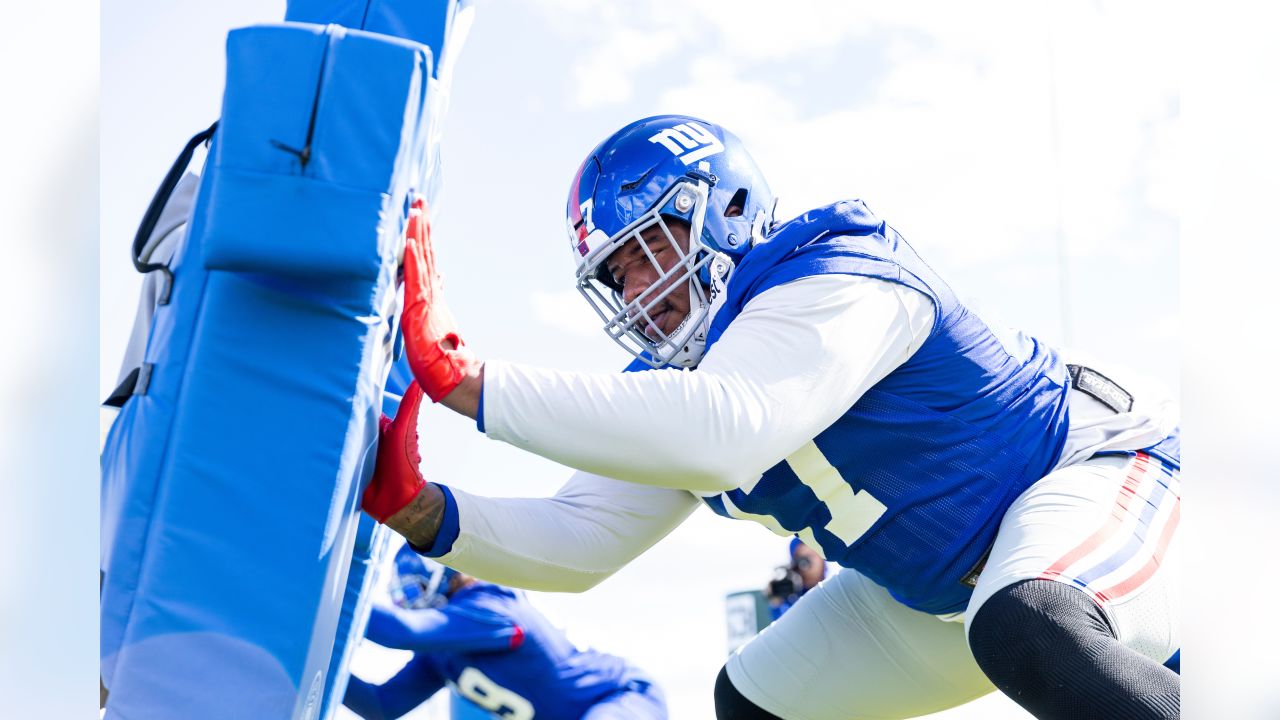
[203,24,432,278]
[319,515,392,720]
[100,20,439,720]
[285,0,459,63]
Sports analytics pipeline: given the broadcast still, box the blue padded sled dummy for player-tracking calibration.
[100,4,468,717]
[305,3,472,717]
[287,0,470,218]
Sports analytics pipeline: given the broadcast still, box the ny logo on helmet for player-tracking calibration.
[648,122,725,165]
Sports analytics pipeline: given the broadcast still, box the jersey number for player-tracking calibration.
[457,667,534,720]
[722,441,888,550]
[786,440,888,546]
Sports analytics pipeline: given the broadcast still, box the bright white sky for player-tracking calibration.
[100,1,1177,718]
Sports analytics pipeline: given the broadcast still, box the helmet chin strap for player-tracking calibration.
[751,205,772,245]
[686,199,770,360]
[662,176,719,368]
[664,171,769,369]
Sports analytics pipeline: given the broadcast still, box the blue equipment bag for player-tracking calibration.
[100,3,468,716]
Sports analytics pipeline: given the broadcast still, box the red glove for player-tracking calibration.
[401,196,479,402]
[362,381,428,523]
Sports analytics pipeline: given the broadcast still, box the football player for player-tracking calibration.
[361,115,1181,720]
[344,544,667,720]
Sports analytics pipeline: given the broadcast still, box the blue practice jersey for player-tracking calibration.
[345,583,650,720]
[629,200,1076,615]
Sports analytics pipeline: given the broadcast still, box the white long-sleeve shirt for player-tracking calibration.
[438,274,1177,591]
[481,276,934,493]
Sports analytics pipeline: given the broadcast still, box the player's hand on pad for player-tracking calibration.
[401,196,479,403]
[362,381,428,523]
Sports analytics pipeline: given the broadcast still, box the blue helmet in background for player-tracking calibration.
[390,543,459,609]
[566,115,775,369]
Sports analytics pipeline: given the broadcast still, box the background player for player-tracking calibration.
[345,544,667,720]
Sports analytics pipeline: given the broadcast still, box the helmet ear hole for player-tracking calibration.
[725,188,748,218]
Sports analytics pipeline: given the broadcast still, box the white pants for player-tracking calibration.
[727,452,1181,720]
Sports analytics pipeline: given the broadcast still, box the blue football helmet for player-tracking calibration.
[566,115,775,368]
[389,543,458,610]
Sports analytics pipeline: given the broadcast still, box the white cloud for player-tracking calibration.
[530,288,605,339]
[570,25,685,109]
[528,1,688,109]
[654,55,799,135]
[679,0,871,60]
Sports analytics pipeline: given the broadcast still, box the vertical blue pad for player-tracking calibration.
[202,24,431,278]
[282,0,465,219]
[319,515,392,720]
[100,22,434,719]
[285,0,459,66]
